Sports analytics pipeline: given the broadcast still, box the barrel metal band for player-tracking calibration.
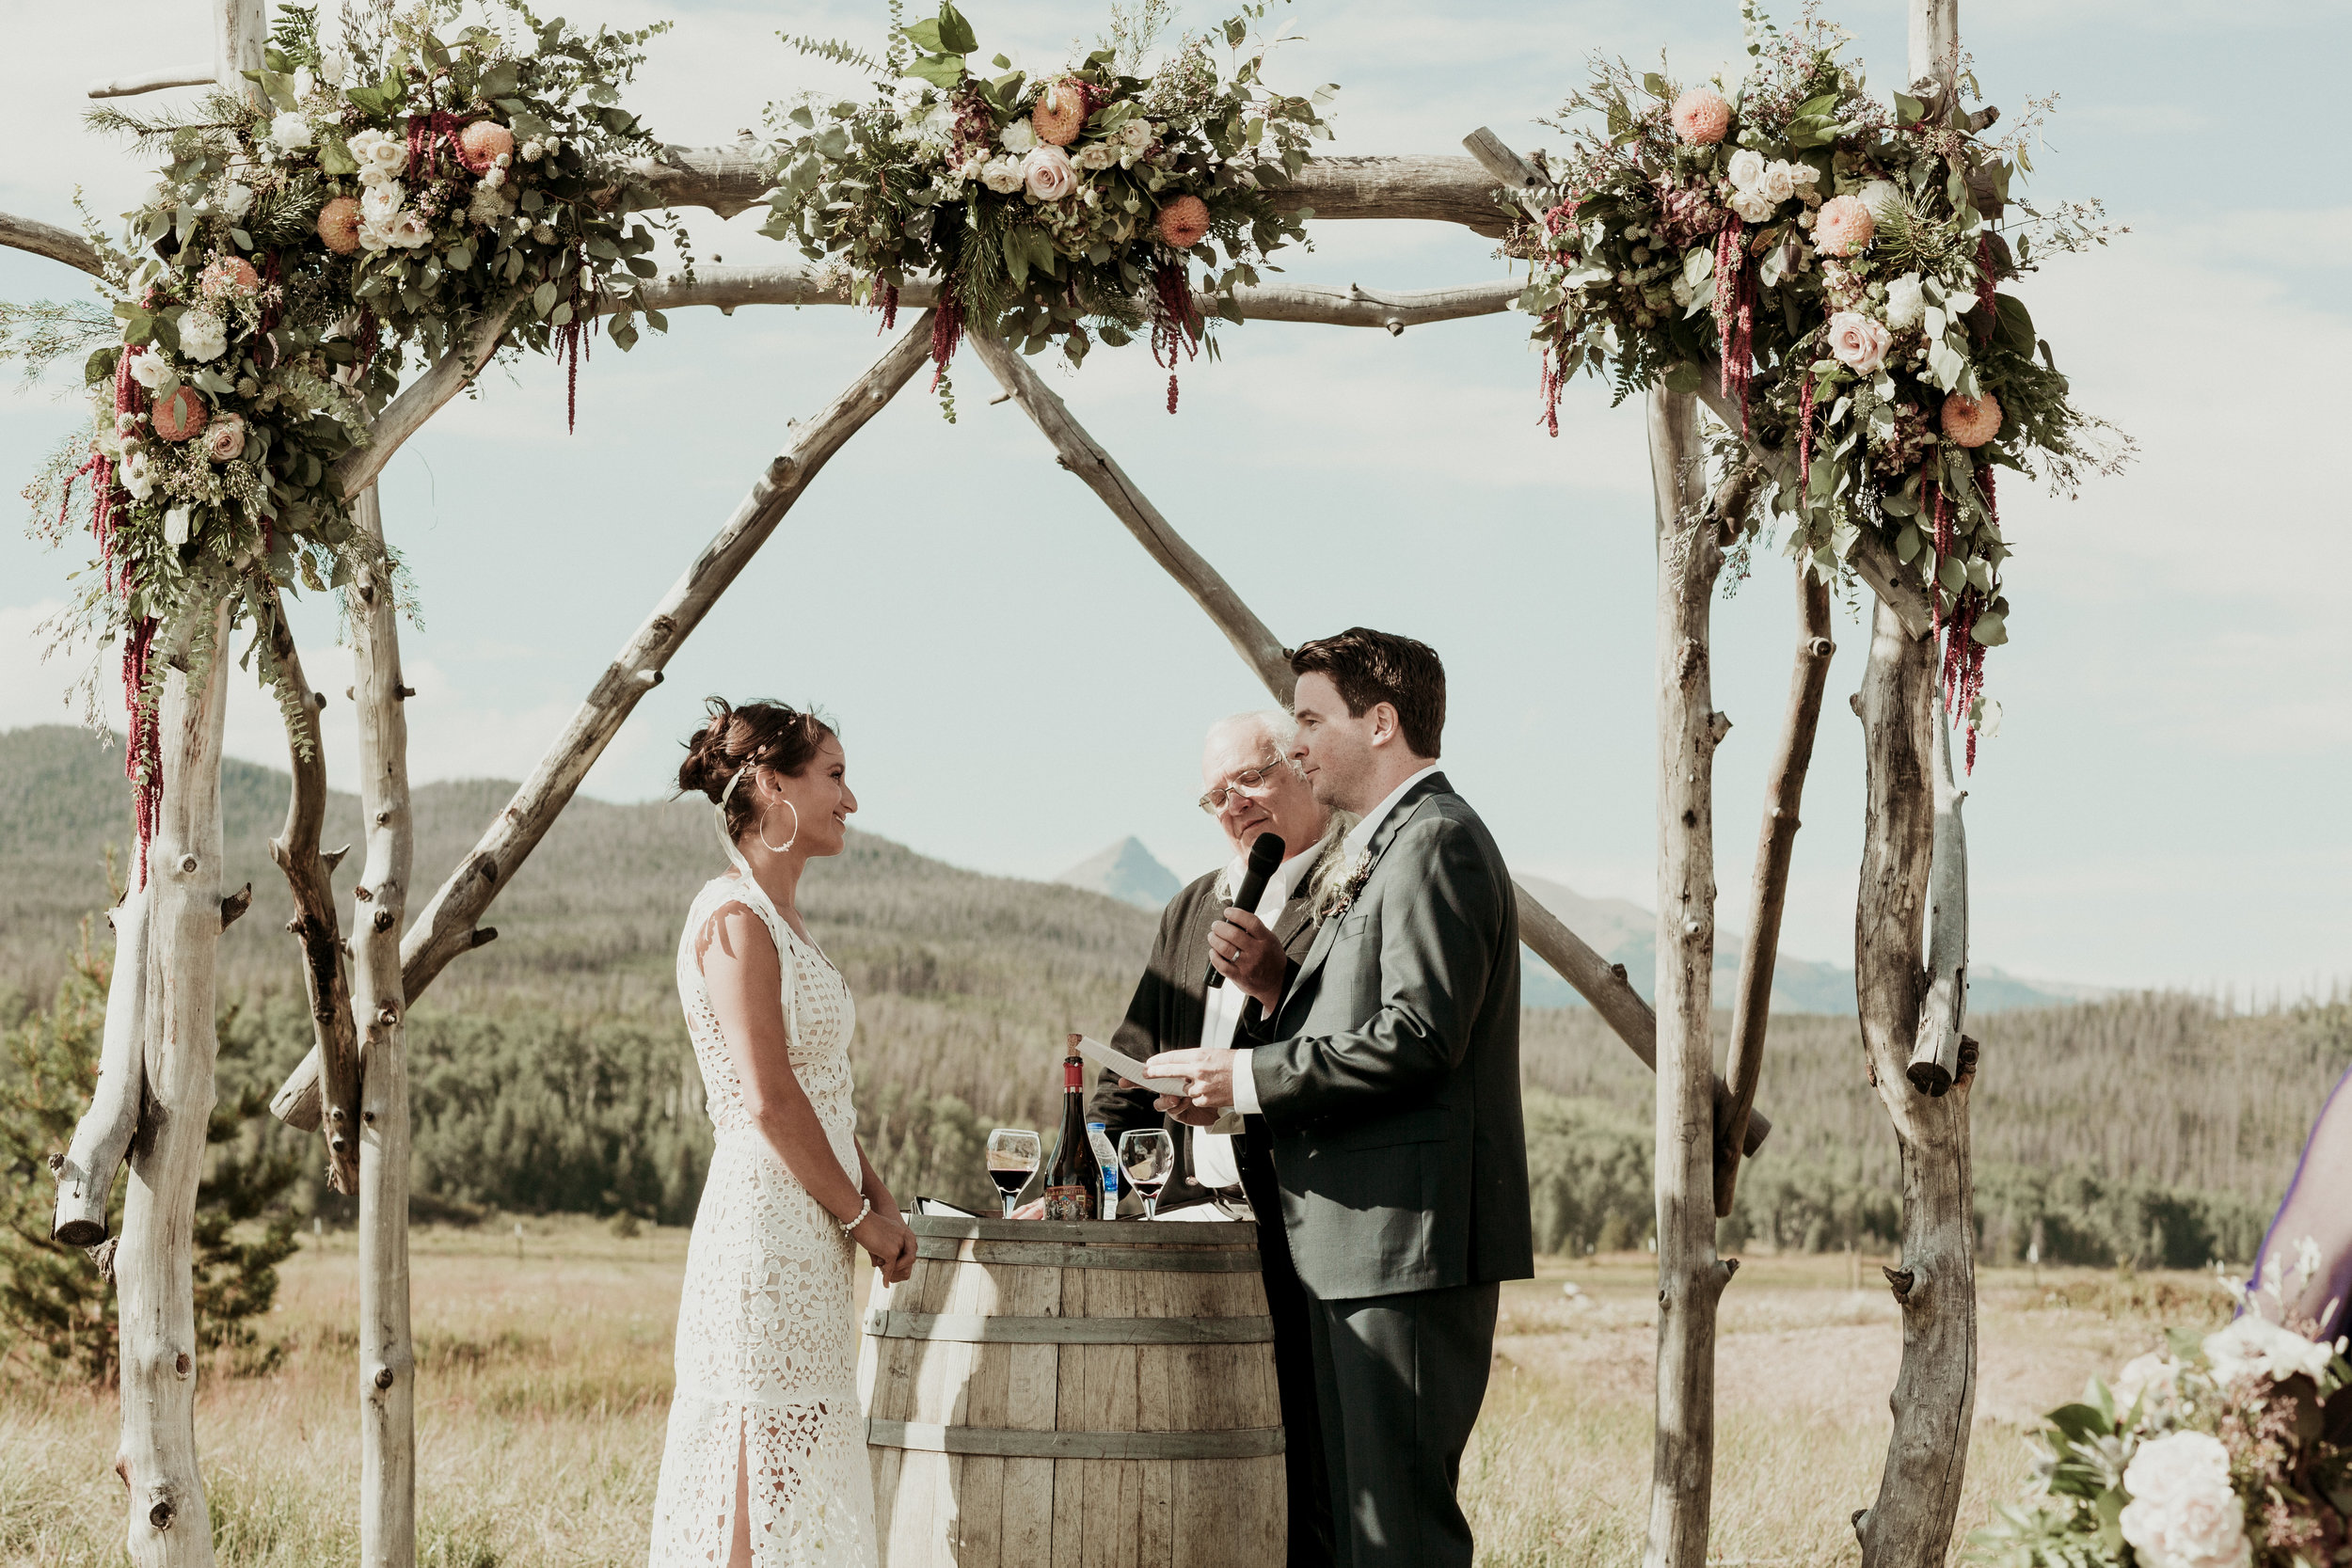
[914,1238,1260,1273]
[865,1419,1285,1461]
[865,1309,1274,1345]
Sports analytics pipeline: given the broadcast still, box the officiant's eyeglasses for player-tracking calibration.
[1198,754,1287,815]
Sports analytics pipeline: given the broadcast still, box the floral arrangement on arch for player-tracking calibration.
[1502,2,2129,761]
[1971,1241,2351,1568]
[758,0,1335,416]
[27,0,679,879]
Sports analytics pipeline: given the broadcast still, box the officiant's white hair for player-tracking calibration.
[1211,708,1301,774]
[1210,709,1356,911]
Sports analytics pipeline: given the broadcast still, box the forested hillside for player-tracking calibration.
[5,724,2345,1265]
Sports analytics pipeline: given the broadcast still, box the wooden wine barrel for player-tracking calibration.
[859,1215,1284,1567]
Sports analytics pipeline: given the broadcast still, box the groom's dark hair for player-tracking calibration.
[1289,628,1445,759]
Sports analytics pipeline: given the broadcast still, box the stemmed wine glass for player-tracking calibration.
[1117,1130,1175,1221]
[985,1129,1041,1220]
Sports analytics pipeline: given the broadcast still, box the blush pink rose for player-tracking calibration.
[1671,87,1731,145]
[1022,145,1076,202]
[1825,310,1893,375]
[202,412,246,463]
[1814,194,1876,256]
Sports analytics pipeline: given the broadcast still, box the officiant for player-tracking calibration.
[1087,709,1353,1568]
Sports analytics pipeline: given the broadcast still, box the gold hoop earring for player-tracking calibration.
[760,799,800,854]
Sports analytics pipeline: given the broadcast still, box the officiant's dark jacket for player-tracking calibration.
[1088,864,1334,1568]
[1242,772,1534,1300]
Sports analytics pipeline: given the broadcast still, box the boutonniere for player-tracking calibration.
[1323,849,1375,921]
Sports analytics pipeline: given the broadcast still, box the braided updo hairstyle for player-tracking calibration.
[676,697,838,842]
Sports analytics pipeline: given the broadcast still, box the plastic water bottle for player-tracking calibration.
[1088,1121,1119,1217]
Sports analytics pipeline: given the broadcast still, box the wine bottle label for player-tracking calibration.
[1041,1184,1091,1222]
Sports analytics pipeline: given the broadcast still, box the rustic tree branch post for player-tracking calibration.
[1642,388,1738,1568]
[50,879,150,1246]
[115,598,237,1568]
[1715,567,1835,1214]
[1909,710,1970,1096]
[257,586,361,1192]
[270,316,937,1126]
[346,485,418,1568]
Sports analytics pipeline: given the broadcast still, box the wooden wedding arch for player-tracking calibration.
[14,0,1986,1564]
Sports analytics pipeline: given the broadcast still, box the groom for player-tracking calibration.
[1147,627,1532,1568]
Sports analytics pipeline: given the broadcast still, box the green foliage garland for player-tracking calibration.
[759,0,1335,415]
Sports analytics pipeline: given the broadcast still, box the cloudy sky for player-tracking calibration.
[3,0,2344,996]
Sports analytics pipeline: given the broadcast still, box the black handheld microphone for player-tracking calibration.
[1207,832,1286,990]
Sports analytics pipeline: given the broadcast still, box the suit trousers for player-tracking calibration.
[1304,1278,1500,1568]
[1238,1118,1336,1568]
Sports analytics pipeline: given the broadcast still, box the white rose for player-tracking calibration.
[321,49,349,84]
[2205,1315,2338,1386]
[1116,119,1155,150]
[1885,272,1926,330]
[350,129,406,180]
[1756,160,1798,203]
[268,111,313,151]
[2114,1352,2182,1410]
[1825,309,1893,375]
[358,219,394,253]
[1726,149,1766,191]
[215,182,255,221]
[1000,119,1038,153]
[119,450,157,500]
[177,308,228,363]
[1857,178,1904,217]
[1073,142,1119,171]
[1022,145,1076,202]
[1728,189,1776,225]
[915,103,957,141]
[164,506,192,546]
[387,211,434,249]
[360,182,405,222]
[1791,163,1822,189]
[2118,1433,2250,1568]
[979,156,1025,195]
[128,350,174,392]
[294,67,316,99]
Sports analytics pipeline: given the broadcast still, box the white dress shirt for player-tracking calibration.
[1185,845,1316,1189]
[1228,763,1440,1117]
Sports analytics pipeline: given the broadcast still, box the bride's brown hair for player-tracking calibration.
[677,697,837,841]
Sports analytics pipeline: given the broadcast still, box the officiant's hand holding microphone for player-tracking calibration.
[1140,830,1293,1125]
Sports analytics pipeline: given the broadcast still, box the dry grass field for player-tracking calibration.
[0,1219,2232,1568]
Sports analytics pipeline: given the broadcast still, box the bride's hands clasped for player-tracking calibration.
[850,1199,916,1285]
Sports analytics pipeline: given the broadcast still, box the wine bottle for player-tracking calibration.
[1042,1053,1103,1222]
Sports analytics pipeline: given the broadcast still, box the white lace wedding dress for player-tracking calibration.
[647,869,880,1566]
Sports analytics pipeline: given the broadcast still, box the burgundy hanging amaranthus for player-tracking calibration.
[879,283,899,332]
[548,256,597,432]
[1534,197,1583,438]
[1148,258,1203,415]
[405,111,469,182]
[1713,218,1755,431]
[929,284,963,391]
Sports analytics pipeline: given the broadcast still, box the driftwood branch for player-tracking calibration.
[1851,595,1979,1568]
[331,304,517,501]
[1644,388,1736,1568]
[630,146,1512,233]
[87,67,216,99]
[346,484,418,1563]
[50,886,151,1246]
[1908,707,1970,1095]
[617,261,1520,336]
[0,210,106,277]
[270,314,938,1127]
[116,596,236,1566]
[255,586,361,1190]
[1714,566,1835,1216]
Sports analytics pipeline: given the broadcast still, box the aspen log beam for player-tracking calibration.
[1643,388,1737,1568]
[50,883,150,1245]
[1851,597,1978,1568]
[347,485,417,1568]
[969,330,1769,1150]
[269,315,937,1128]
[1,210,106,277]
[255,585,361,1190]
[1715,567,1835,1216]
[618,261,1521,335]
[87,67,217,100]
[115,597,234,1568]
[1908,709,1969,1095]
[332,305,517,501]
[630,147,1511,233]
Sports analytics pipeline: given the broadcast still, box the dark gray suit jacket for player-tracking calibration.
[1244,773,1534,1300]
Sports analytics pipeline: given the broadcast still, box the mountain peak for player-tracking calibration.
[1057,835,1181,911]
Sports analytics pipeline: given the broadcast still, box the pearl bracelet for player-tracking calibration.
[840,1198,872,1236]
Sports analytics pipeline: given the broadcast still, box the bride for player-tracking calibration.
[649,698,914,1567]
